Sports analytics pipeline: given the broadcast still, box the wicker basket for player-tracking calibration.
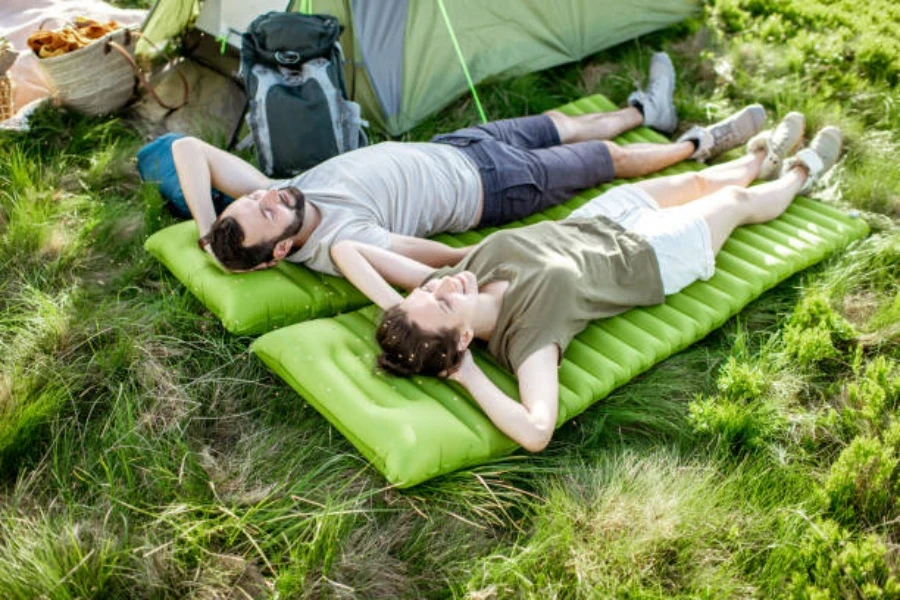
[0,45,14,121]
[38,27,138,116]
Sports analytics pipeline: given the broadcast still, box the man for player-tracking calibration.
[174,52,766,276]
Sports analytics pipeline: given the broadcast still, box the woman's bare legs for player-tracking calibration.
[635,150,767,208]
[676,166,808,252]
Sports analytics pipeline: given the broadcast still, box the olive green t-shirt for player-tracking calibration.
[429,217,665,373]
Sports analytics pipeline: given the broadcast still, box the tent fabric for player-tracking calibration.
[140,0,699,134]
[350,0,407,119]
[251,197,868,488]
[140,0,198,51]
[145,94,668,335]
[392,0,698,134]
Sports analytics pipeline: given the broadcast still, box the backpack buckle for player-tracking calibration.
[275,50,301,65]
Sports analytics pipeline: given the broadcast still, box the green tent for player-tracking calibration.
[142,0,699,135]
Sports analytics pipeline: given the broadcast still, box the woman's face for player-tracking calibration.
[400,271,480,335]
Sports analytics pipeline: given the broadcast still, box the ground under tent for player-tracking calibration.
[138,0,700,136]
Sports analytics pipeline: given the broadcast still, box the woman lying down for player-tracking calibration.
[331,115,841,453]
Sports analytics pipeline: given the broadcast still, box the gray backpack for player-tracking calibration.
[239,12,367,178]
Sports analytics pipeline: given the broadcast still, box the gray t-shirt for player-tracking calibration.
[429,218,665,372]
[276,141,482,276]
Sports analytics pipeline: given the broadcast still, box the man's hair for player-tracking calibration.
[203,191,305,271]
[376,305,464,377]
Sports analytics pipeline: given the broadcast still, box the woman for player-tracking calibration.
[331,114,841,452]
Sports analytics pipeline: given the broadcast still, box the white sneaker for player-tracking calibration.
[628,52,678,135]
[747,112,806,180]
[677,104,767,161]
[782,126,842,193]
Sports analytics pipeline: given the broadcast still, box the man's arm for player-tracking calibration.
[388,233,472,268]
[172,137,273,237]
[331,240,434,309]
[450,345,560,452]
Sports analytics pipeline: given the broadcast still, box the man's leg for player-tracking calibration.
[545,108,643,143]
[603,140,696,178]
[586,102,772,182]
[544,51,679,142]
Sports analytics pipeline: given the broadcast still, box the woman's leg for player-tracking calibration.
[678,165,808,253]
[635,150,766,208]
[632,165,808,295]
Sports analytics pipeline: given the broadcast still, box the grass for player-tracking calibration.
[1,0,898,597]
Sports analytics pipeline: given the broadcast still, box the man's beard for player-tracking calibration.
[277,187,305,241]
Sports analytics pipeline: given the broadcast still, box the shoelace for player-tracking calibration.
[711,113,756,148]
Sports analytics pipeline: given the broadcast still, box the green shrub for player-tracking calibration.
[815,355,900,444]
[689,394,786,455]
[789,293,857,338]
[786,518,900,599]
[715,1,752,33]
[823,435,898,525]
[717,357,770,401]
[784,324,839,367]
[784,293,857,369]
[857,36,900,86]
[882,419,900,451]
[846,356,900,422]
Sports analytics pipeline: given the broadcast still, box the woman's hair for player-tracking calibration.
[376,306,464,377]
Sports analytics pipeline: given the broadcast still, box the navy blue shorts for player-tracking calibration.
[432,115,615,226]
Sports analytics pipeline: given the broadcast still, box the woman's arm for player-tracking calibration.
[450,345,560,452]
[331,240,435,309]
[388,233,473,267]
[172,137,273,237]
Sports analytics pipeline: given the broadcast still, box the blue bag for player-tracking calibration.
[137,133,234,219]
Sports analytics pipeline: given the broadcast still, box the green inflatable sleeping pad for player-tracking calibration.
[145,95,676,335]
[251,197,869,488]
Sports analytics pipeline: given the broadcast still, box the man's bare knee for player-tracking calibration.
[602,140,622,161]
[544,110,571,141]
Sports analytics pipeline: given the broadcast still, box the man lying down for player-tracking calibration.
[174,53,762,277]
[330,114,840,452]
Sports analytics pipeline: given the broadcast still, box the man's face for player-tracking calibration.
[221,187,304,249]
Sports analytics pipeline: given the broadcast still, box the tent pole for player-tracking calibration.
[436,0,487,124]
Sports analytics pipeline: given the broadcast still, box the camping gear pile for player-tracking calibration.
[141,0,701,135]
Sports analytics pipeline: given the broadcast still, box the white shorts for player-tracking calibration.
[567,184,715,295]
